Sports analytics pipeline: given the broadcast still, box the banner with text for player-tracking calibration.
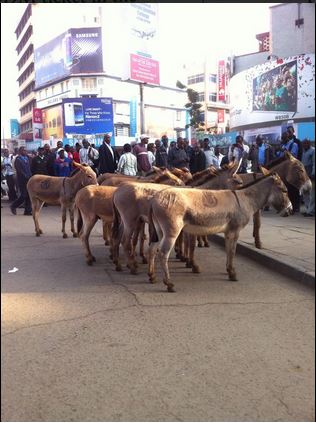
[217,60,226,102]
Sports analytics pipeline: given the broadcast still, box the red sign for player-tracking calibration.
[217,109,225,123]
[217,60,226,102]
[32,108,43,124]
[130,54,160,85]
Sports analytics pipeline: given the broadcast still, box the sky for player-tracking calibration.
[1,2,279,138]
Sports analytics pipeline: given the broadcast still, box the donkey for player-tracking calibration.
[75,185,117,265]
[147,169,292,292]
[27,161,97,238]
[111,162,242,274]
[239,152,312,249]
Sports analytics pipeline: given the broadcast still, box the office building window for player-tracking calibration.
[209,93,217,102]
[188,74,204,84]
[209,74,217,83]
[197,92,205,102]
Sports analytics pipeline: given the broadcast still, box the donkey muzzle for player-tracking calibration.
[279,201,293,217]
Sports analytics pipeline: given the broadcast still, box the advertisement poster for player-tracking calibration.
[10,119,20,138]
[126,3,160,85]
[42,105,64,141]
[217,109,225,123]
[63,97,114,137]
[32,108,43,142]
[229,54,315,129]
[217,60,226,102]
[129,97,138,137]
[35,27,103,88]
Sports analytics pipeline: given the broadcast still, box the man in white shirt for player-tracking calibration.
[79,139,99,172]
[117,143,138,176]
[209,145,224,169]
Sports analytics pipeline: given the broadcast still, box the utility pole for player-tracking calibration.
[139,82,145,135]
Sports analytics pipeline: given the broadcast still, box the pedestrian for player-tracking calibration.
[10,146,32,216]
[184,138,193,162]
[230,135,249,173]
[202,138,214,168]
[147,143,156,168]
[98,133,118,175]
[280,131,300,213]
[282,126,302,160]
[301,139,315,217]
[168,137,190,169]
[64,144,73,161]
[54,149,72,177]
[248,135,273,172]
[155,139,168,168]
[133,134,151,175]
[43,144,55,176]
[117,143,138,176]
[2,149,17,202]
[80,139,99,173]
[31,147,50,176]
[189,142,206,174]
[161,135,169,154]
[54,141,68,158]
[209,145,224,169]
[72,142,81,163]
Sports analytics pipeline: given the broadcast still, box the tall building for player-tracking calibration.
[15,4,35,141]
[228,2,315,144]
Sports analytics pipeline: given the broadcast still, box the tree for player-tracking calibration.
[176,80,205,133]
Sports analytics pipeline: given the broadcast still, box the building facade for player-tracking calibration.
[229,2,315,144]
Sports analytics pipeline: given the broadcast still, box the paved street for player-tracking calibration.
[1,202,315,422]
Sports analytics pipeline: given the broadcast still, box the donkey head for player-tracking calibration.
[152,167,185,186]
[283,151,312,194]
[219,160,243,189]
[261,167,292,216]
[170,167,193,185]
[72,161,98,186]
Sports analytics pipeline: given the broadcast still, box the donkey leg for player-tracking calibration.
[69,205,78,238]
[253,210,262,249]
[79,214,98,265]
[31,198,44,236]
[203,235,210,248]
[139,222,148,264]
[61,205,68,238]
[189,234,200,273]
[123,227,137,274]
[111,223,123,272]
[148,240,160,284]
[225,231,240,281]
[103,222,110,246]
[159,235,179,292]
[197,235,203,248]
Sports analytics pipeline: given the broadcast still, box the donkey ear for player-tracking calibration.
[260,166,270,176]
[72,160,81,168]
[152,166,163,174]
[229,159,242,175]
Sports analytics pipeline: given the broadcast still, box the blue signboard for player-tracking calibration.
[35,27,103,89]
[10,119,20,138]
[129,98,138,137]
[63,97,115,142]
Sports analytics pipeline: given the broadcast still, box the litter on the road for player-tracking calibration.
[8,267,19,273]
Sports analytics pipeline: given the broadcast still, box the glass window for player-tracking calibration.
[209,93,217,102]
[209,74,217,83]
[197,92,205,102]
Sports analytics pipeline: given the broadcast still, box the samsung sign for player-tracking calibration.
[34,27,103,89]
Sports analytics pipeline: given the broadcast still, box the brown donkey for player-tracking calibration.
[27,161,97,238]
[239,152,312,249]
[148,169,292,292]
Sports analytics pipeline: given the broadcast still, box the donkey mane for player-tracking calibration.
[235,173,273,190]
[266,154,289,169]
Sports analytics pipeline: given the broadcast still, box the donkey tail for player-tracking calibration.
[77,207,83,236]
[112,203,121,240]
[149,205,159,244]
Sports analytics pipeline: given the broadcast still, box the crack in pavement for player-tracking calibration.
[2,297,313,338]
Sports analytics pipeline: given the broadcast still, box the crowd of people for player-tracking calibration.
[1,125,315,217]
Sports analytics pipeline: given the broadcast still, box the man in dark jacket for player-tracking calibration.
[155,139,168,168]
[31,147,50,175]
[98,133,118,174]
[168,137,190,169]
[190,142,206,174]
[248,135,273,172]
[10,147,32,215]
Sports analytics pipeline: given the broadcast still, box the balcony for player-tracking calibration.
[18,69,35,93]
[17,52,34,78]
[19,110,33,125]
[19,92,36,110]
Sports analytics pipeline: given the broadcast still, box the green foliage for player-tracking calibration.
[177,79,205,130]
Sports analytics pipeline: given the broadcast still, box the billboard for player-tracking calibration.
[42,105,64,141]
[230,54,315,129]
[217,60,226,102]
[35,27,103,88]
[10,119,20,138]
[62,97,114,137]
[33,108,43,142]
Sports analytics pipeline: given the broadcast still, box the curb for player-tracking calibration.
[209,234,315,289]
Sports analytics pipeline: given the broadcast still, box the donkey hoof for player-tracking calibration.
[197,243,203,248]
[148,276,157,284]
[36,232,41,237]
[204,243,210,248]
[104,240,110,246]
[186,261,192,268]
[228,273,238,281]
[180,256,187,263]
[39,229,43,234]
[73,232,78,238]
[142,257,148,264]
[192,265,201,273]
[63,233,68,239]
[255,243,263,249]
[167,285,175,293]
[86,259,94,266]
[116,264,123,272]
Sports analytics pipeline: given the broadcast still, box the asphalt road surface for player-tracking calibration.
[1,204,315,422]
